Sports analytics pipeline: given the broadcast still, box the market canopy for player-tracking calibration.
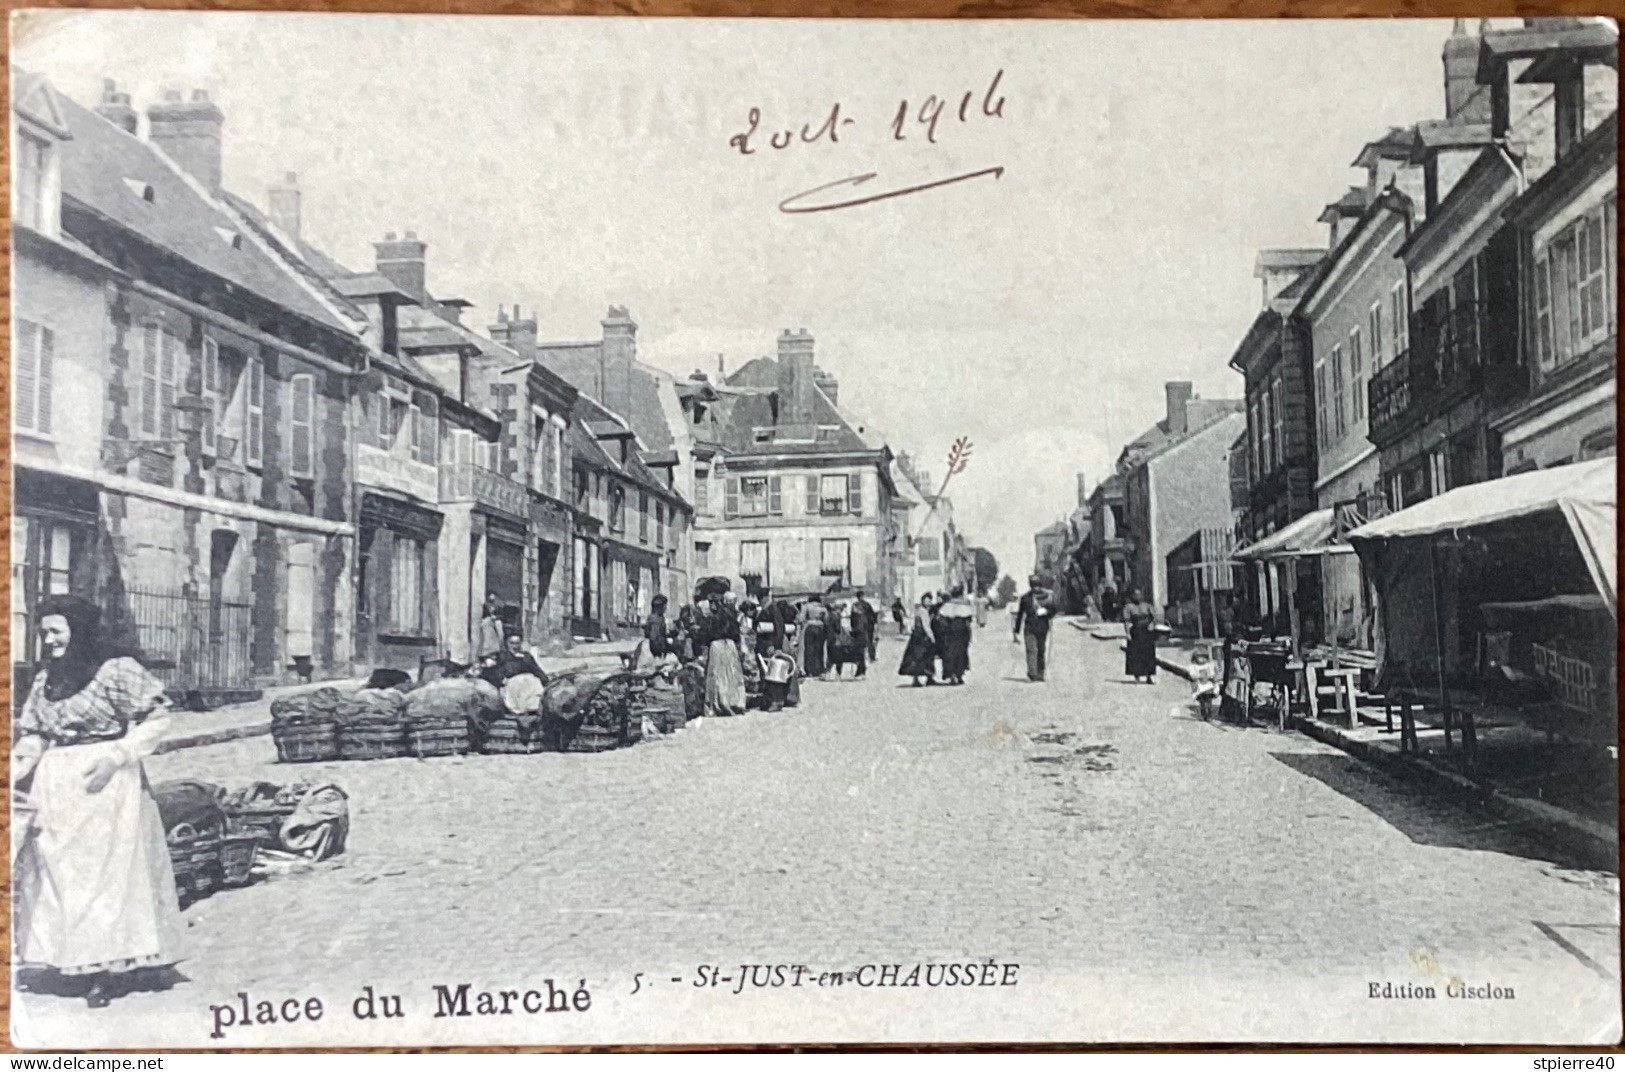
[1232,508,1355,561]
[1347,457,1616,616]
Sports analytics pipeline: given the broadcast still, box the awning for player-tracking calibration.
[1347,457,1616,616]
[1232,508,1354,561]
[1480,593,1610,615]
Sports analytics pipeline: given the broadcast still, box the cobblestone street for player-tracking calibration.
[18,623,1620,1047]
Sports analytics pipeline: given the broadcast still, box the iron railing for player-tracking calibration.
[125,585,254,694]
[1368,302,1490,440]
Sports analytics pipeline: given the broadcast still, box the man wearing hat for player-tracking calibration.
[1012,574,1056,682]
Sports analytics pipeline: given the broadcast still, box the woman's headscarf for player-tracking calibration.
[35,594,143,702]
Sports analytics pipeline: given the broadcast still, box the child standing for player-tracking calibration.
[1190,647,1220,720]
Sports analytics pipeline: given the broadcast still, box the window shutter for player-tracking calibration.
[768,475,782,515]
[245,354,265,467]
[847,473,862,514]
[15,321,39,433]
[289,373,315,477]
[141,323,160,436]
[201,337,219,454]
[409,405,424,462]
[1534,253,1554,372]
[725,476,739,518]
[32,325,54,436]
[806,475,819,514]
[159,331,179,438]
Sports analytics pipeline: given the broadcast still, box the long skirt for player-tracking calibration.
[1125,624,1158,678]
[705,639,747,716]
[15,740,182,975]
[939,620,972,681]
[898,624,938,678]
[801,623,828,677]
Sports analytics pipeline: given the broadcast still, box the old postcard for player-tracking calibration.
[8,10,1620,1049]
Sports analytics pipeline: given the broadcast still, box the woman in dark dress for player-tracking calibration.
[798,596,830,680]
[1122,588,1159,683]
[935,587,975,685]
[898,593,940,686]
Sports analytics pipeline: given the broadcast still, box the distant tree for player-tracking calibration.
[994,575,1018,607]
[971,547,999,596]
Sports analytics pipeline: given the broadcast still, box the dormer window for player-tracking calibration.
[122,177,156,203]
[16,132,50,230]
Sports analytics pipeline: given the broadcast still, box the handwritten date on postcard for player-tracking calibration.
[727,70,1008,214]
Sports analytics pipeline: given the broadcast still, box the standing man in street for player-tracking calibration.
[1012,574,1055,682]
[853,589,879,665]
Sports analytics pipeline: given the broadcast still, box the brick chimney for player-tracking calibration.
[267,172,300,241]
[147,88,224,192]
[1443,19,1491,125]
[600,306,637,419]
[813,366,839,407]
[777,329,817,434]
[1076,472,1089,507]
[95,79,138,135]
[505,304,538,362]
[374,231,427,302]
[1165,381,1193,437]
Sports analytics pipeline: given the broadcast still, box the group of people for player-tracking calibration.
[637,586,897,717]
[897,586,980,687]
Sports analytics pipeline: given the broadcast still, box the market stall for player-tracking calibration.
[1346,458,1616,767]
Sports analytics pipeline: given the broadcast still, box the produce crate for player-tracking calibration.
[476,716,553,755]
[335,719,409,761]
[218,834,259,888]
[167,827,223,905]
[273,718,338,763]
[407,717,471,758]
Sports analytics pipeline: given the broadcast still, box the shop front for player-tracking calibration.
[356,491,443,674]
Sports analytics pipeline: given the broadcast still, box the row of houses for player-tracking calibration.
[1040,18,1615,641]
[10,71,975,702]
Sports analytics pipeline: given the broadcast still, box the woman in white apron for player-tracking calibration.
[14,595,182,1008]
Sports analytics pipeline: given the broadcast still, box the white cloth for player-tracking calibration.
[15,721,182,974]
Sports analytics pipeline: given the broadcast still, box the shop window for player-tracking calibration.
[390,537,426,635]
[740,540,770,588]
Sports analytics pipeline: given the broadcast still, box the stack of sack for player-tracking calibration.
[333,687,408,760]
[270,687,344,763]
[401,677,502,757]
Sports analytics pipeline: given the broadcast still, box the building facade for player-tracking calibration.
[692,330,900,601]
[13,75,365,703]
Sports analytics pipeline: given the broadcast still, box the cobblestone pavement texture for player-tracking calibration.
[17,623,1620,1043]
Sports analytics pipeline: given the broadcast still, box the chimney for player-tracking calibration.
[813,365,839,407]
[506,305,538,362]
[95,79,138,135]
[777,329,817,433]
[717,354,726,380]
[1076,472,1089,508]
[374,230,427,302]
[1443,19,1491,125]
[1165,381,1193,437]
[600,305,637,418]
[267,172,301,241]
[147,88,224,192]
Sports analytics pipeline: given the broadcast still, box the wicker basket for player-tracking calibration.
[335,719,409,760]
[226,809,289,848]
[407,717,471,758]
[562,676,640,752]
[476,715,554,754]
[218,834,259,888]
[273,718,338,763]
[168,829,223,905]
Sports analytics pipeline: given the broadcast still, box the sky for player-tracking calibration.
[17,13,1466,579]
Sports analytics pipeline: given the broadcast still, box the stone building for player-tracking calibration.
[1484,23,1618,475]
[690,330,900,601]
[12,74,366,702]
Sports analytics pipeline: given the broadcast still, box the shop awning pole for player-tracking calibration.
[1426,534,1451,748]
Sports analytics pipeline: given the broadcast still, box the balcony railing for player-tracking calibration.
[1367,302,1489,441]
[358,443,439,502]
[440,461,529,519]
